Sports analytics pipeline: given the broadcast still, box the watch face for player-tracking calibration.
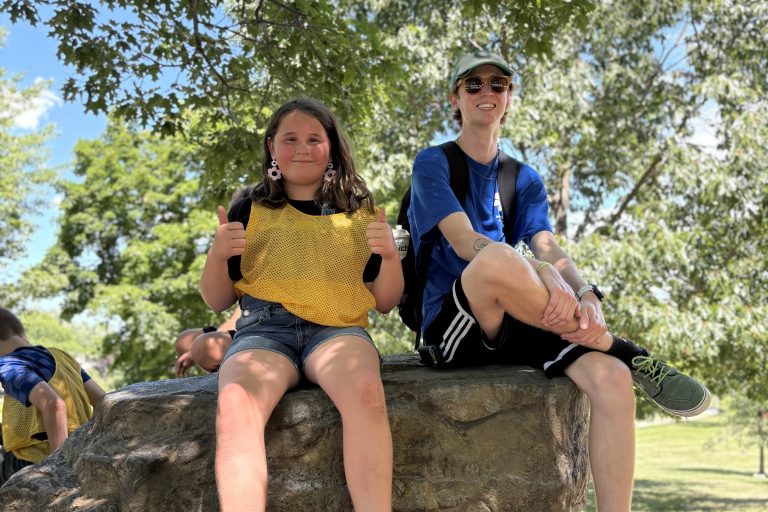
[592,284,604,301]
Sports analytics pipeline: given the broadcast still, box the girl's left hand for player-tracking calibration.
[366,208,398,260]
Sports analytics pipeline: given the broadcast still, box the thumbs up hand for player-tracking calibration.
[209,205,247,261]
[217,205,229,226]
[366,207,398,260]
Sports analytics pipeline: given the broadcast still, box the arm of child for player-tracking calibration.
[200,206,244,311]
[366,208,404,313]
[83,378,106,408]
[28,381,68,452]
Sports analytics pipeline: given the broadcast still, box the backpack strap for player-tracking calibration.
[439,141,470,203]
[402,141,469,350]
[440,140,521,239]
[497,151,521,243]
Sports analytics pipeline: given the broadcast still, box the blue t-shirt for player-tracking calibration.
[407,145,553,331]
[0,346,91,407]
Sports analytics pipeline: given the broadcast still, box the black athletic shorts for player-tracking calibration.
[202,326,236,338]
[421,276,593,378]
[0,447,34,485]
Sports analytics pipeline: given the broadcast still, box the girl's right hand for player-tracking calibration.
[209,205,247,261]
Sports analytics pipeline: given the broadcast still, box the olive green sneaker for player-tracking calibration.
[631,355,711,417]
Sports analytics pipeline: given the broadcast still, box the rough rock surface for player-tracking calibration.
[0,354,590,511]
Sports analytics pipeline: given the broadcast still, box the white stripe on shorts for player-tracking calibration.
[543,343,578,371]
[438,281,476,364]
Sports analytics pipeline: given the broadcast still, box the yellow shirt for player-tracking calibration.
[234,203,378,327]
[2,347,92,463]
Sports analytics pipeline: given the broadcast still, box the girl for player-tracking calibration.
[200,99,402,512]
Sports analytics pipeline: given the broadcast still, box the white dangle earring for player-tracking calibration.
[324,161,336,182]
[268,159,282,181]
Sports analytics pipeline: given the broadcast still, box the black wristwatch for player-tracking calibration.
[576,283,604,302]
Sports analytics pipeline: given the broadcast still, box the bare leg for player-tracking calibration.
[216,350,300,512]
[191,331,232,371]
[566,352,635,512]
[461,243,613,349]
[463,244,634,509]
[175,328,204,356]
[305,337,392,512]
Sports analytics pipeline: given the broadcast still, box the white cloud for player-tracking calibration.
[13,83,62,130]
[1,77,62,130]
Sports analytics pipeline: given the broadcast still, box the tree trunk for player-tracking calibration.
[551,164,570,237]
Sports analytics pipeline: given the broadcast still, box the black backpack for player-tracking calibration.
[396,141,521,349]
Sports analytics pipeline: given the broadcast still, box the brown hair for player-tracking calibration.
[0,307,25,341]
[250,98,374,213]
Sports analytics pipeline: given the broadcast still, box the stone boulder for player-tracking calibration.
[0,355,590,511]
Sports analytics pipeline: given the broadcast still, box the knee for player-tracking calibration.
[339,374,388,421]
[580,355,634,403]
[216,383,251,431]
[192,333,228,372]
[175,328,203,355]
[470,243,532,287]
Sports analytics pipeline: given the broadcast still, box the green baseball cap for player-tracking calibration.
[450,51,513,90]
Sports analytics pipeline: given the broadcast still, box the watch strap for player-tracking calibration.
[576,284,594,301]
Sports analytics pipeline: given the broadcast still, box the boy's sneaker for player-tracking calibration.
[631,355,712,417]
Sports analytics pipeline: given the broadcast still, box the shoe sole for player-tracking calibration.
[652,386,712,418]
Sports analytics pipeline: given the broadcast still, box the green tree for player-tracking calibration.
[20,309,93,357]
[0,28,54,293]
[498,0,767,405]
[3,0,593,383]
[17,309,118,390]
[0,0,593,191]
[25,119,234,383]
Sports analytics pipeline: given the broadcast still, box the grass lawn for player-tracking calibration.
[585,415,768,511]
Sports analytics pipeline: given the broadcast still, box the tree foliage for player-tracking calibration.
[23,119,236,383]
[0,0,593,195]
[501,0,767,404]
[5,0,766,413]
[0,29,54,279]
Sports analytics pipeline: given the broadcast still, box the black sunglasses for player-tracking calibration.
[456,76,512,94]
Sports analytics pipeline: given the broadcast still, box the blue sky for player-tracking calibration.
[1,14,107,284]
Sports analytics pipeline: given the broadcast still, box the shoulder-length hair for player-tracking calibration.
[250,98,374,214]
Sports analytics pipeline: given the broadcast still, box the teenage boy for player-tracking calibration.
[407,51,711,511]
[0,307,105,484]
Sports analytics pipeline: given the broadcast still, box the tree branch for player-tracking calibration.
[188,0,247,93]
[603,109,694,229]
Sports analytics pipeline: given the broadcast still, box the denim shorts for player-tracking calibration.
[223,295,379,372]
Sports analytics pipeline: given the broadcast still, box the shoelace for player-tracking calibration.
[631,355,671,385]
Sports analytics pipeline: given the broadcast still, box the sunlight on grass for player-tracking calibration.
[585,416,768,511]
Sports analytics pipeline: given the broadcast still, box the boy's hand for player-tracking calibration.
[209,206,246,261]
[366,208,398,260]
[538,265,579,328]
[561,296,608,346]
[175,351,195,377]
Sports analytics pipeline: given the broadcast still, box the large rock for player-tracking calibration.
[0,355,590,511]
